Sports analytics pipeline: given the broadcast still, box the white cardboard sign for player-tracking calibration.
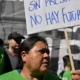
[24,0,80,34]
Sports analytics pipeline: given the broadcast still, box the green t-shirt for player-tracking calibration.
[0,48,4,74]
[59,70,71,80]
[0,70,60,80]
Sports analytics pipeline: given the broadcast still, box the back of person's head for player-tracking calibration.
[0,38,4,47]
[63,55,70,67]
[16,35,48,69]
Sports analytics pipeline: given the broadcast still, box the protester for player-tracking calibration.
[59,55,72,80]
[4,32,25,73]
[0,35,60,80]
[0,38,4,74]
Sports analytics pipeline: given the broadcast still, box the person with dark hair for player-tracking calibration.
[0,38,4,74]
[59,55,72,80]
[4,32,25,73]
[0,35,60,80]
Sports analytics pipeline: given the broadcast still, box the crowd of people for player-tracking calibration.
[0,32,80,80]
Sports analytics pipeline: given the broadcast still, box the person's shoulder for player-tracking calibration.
[63,70,72,77]
[44,71,61,80]
[0,70,17,80]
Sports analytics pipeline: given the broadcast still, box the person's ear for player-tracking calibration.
[21,51,27,62]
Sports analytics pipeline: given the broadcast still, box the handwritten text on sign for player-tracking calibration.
[24,0,80,34]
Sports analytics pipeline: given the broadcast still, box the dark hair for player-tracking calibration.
[16,35,48,69]
[8,32,25,40]
[0,38,4,47]
[63,55,70,67]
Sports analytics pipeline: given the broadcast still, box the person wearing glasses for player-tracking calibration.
[0,35,60,80]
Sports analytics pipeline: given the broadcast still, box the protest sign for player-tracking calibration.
[24,0,80,34]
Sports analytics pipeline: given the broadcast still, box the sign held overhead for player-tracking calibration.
[24,0,80,34]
